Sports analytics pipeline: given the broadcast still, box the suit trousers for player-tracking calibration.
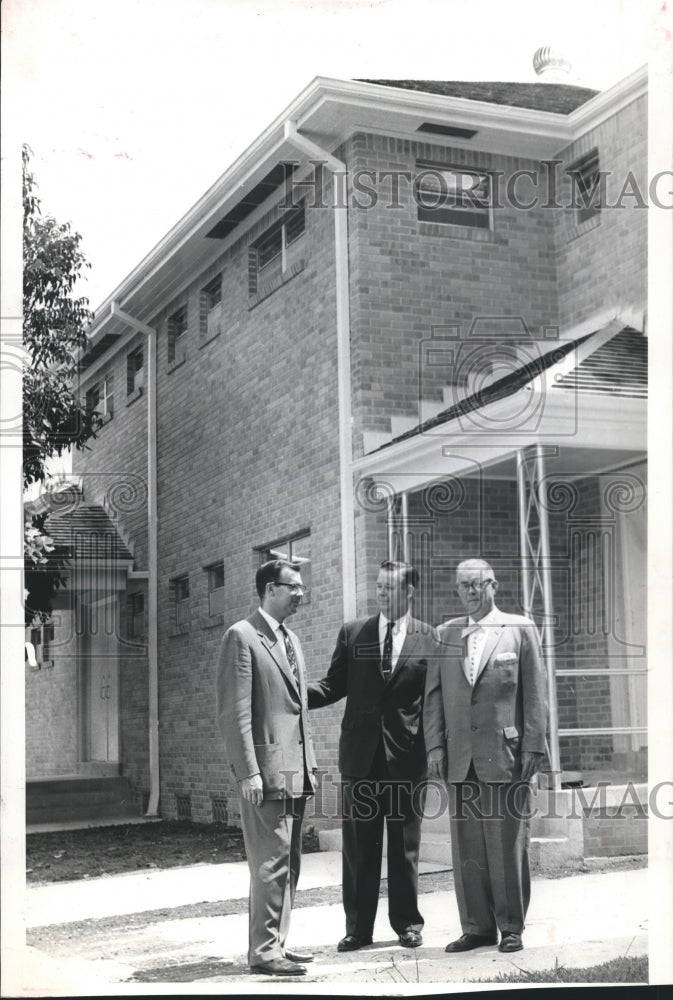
[449,762,532,936]
[239,795,306,964]
[341,738,424,938]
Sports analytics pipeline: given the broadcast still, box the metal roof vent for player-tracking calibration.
[533,46,572,83]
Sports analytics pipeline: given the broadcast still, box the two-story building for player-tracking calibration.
[26,63,648,854]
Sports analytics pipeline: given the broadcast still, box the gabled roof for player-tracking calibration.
[35,488,134,562]
[358,80,599,114]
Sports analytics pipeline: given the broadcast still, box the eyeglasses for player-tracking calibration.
[274,582,306,596]
[457,579,494,594]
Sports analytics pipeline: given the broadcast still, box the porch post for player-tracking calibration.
[400,491,409,563]
[387,494,396,561]
[516,446,561,788]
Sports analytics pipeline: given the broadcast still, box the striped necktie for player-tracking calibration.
[279,624,299,683]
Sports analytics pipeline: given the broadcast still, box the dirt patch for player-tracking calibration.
[26,819,645,887]
[26,821,246,884]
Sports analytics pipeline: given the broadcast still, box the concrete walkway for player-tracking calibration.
[4,853,648,995]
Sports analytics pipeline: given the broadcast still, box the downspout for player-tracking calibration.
[283,121,356,620]
[110,302,160,816]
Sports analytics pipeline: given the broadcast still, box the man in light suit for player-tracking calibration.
[308,559,439,952]
[424,558,548,954]
[216,559,318,976]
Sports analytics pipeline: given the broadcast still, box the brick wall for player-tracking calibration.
[345,132,561,453]
[554,94,647,330]
[140,172,347,823]
[25,599,79,777]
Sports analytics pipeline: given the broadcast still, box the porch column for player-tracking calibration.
[517,445,561,788]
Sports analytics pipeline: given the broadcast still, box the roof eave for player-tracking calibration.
[84,68,648,353]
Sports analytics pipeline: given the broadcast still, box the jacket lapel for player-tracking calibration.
[355,616,384,679]
[251,611,300,699]
[389,618,419,682]
[473,620,506,685]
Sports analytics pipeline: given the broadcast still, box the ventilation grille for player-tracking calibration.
[176,794,192,820]
[211,797,228,824]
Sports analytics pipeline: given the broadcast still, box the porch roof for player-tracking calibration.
[354,317,647,492]
[385,324,647,451]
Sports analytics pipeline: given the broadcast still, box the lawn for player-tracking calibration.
[472,954,647,984]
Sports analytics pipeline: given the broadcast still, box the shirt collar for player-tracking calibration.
[379,610,410,630]
[467,606,501,628]
[259,606,283,634]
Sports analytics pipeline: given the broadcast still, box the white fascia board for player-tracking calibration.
[354,391,645,486]
[566,64,647,142]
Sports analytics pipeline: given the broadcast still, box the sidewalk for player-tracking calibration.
[7,852,648,995]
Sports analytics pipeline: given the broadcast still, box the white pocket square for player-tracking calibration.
[496,652,517,661]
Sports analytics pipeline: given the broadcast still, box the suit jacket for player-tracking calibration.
[216,610,318,799]
[308,615,439,781]
[424,608,548,783]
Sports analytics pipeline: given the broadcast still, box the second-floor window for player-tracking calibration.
[200,275,223,340]
[86,374,114,421]
[249,203,305,294]
[415,162,492,229]
[168,305,188,364]
[567,148,602,224]
[127,346,144,396]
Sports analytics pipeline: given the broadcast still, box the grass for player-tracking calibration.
[472,954,647,984]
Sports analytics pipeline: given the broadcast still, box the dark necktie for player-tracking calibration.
[279,624,299,684]
[381,621,394,679]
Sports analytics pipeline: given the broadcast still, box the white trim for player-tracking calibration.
[84,70,647,354]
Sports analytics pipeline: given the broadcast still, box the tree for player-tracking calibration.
[23,144,100,624]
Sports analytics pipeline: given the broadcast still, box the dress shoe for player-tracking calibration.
[498,932,523,953]
[249,957,307,976]
[284,949,314,963]
[399,930,423,948]
[337,933,373,952]
[444,932,498,953]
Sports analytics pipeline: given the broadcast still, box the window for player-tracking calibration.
[257,532,311,601]
[206,561,225,617]
[30,623,55,667]
[200,275,223,342]
[172,575,190,629]
[126,346,144,397]
[567,148,602,224]
[415,162,492,229]
[168,305,188,364]
[249,203,305,294]
[86,374,114,421]
[127,592,145,639]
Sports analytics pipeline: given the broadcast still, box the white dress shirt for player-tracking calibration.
[462,607,501,685]
[378,611,409,674]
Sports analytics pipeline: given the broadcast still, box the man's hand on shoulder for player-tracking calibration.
[240,773,263,805]
[520,751,544,783]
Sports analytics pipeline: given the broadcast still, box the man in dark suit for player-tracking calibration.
[308,559,438,952]
[424,558,548,955]
[216,559,318,977]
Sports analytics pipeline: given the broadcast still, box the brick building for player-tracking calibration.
[26,67,647,849]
